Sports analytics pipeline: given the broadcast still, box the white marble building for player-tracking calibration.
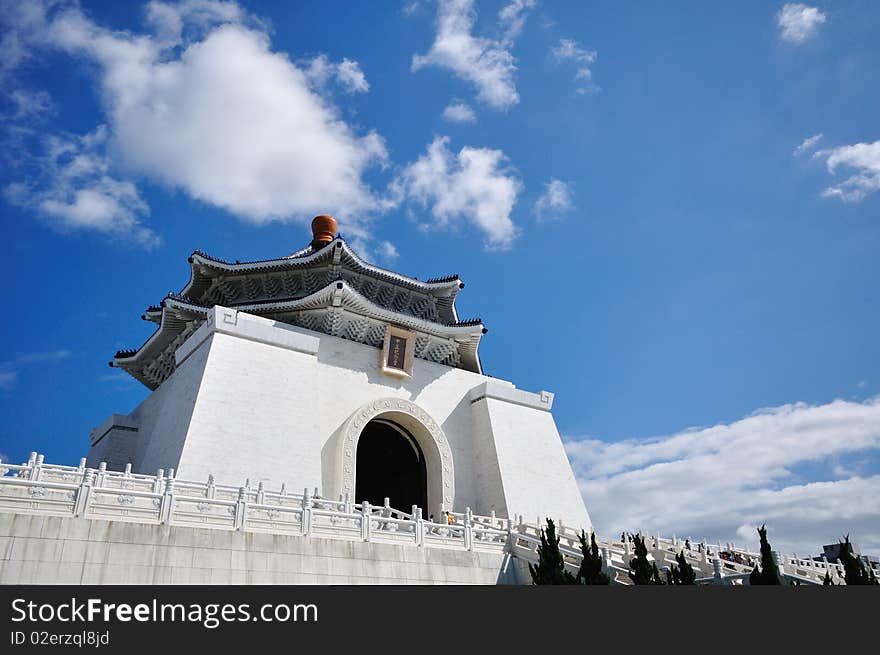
[89,216,591,531]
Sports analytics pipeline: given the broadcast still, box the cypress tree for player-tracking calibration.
[670,550,696,585]
[838,535,879,586]
[576,530,610,585]
[748,524,782,585]
[628,534,664,585]
[529,518,577,585]
[823,571,833,586]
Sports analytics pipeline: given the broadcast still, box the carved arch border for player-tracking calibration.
[338,397,454,510]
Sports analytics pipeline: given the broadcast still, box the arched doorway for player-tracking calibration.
[334,398,455,517]
[355,419,428,512]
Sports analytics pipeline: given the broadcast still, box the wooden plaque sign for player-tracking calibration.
[380,326,415,378]
[386,334,407,370]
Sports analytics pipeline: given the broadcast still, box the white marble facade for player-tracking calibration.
[89,306,592,531]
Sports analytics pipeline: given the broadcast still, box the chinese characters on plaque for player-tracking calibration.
[380,326,415,378]
[386,334,407,370]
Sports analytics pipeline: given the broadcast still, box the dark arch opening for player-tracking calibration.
[355,419,428,513]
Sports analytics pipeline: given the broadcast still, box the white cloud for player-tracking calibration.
[335,58,370,94]
[2,0,388,245]
[442,101,476,123]
[145,0,250,47]
[776,4,827,44]
[393,136,520,249]
[304,54,370,94]
[0,350,72,390]
[498,0,536,41]
[533,179,573,220]
[2,88,53,121]
[347,237,399,266]
[566,397,880,553]
[552,38,596,63]
[412,0,526,110]
[815,140,880,202]
[13,350,72,364]
[793,133,823,156]
[0,0,54,75]
[551,38,598,94]
[4,127,159,248]
[377,240,399,262]
[97,371,136,384]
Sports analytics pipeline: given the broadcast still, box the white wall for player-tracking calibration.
[470,384,593,531]
[0,513,528,585]
[95,307,592,530]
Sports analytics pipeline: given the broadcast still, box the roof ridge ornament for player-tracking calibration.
[311,215,338,248]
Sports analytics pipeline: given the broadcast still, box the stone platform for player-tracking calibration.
[0,513,528,585]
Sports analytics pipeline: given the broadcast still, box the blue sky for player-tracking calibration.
[1,1,878,553]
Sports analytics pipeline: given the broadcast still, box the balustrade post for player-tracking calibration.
[301,488,312,537]
[343,493,352,514]
[601,546,611,577]
[206,474,215,499]
[97,462,107,487]
[713,557,725,585]
[161,470,176,524]
[362,501,371,542]
[153,469,164,495]
[31,453,44,481]
[257,481,265,505]
[77,458,86,472]
[464,507,473,551]
[624,537,632,558]
[414,507,423,546]
[235,486,248,531]
[124,463,132,477]
[75,469,95,517]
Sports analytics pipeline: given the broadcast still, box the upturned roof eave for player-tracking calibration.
[179,239,463,300]
[115,280,485,371]
[169,282,484,336]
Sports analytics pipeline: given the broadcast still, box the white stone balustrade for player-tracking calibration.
[0,454,511,557]
[1,454,873,585]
